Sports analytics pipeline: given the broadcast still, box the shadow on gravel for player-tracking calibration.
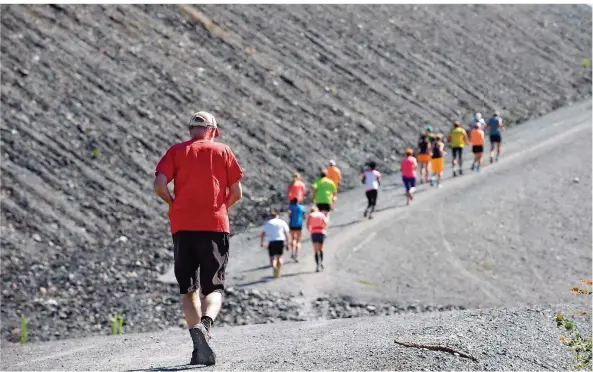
[126,364,206,371]
[239,264,270,273]
[236,270,315,287]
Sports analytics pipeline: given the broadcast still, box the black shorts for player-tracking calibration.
[365,189,378,206]
[173,231,229,296]
[311,233,325,244]
[490,134,501,143]
[289,226,302,232]
[316,203,331,212]
[452,147,463,159]
[472,145,484,153]
[268,241,285,257]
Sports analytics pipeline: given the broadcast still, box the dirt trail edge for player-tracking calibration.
[2,305,588,371]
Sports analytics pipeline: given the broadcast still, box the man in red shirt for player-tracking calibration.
[153,111,243,366]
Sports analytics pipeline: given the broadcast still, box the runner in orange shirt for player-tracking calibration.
[470,122,485,172]
[287,172,306,204]
[325,160,342,209]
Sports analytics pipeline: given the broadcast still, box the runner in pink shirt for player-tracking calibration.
[400,148,418,205]
[307,206,328,272]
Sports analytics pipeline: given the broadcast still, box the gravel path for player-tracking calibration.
[3,304,591,371]
[164,100,592,310]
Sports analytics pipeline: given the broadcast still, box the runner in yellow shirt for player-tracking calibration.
[447,121,470,177]
[311,170,338,217]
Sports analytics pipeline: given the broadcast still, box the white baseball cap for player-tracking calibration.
[188,111,220,137]
[329,160,336,166]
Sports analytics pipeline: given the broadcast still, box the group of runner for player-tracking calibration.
[261,161,343,276]
[153,110,505,365]
[412,111,505,191]
[261,111,505,278]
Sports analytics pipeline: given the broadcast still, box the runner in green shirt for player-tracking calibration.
[311,170,337,216]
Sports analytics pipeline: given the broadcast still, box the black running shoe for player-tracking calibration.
[189,324,216,366]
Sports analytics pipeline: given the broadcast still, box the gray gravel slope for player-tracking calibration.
[2,304,590,371]
[1,4,592,344]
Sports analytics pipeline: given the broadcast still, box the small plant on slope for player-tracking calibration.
[555,280,592,370]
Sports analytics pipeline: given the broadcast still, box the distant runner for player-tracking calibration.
[311,170,337,216]
[325,160,342,209]
[426,125,436,144]
[307,206,329,272]
[486,111,504,163]
[417,134,432,184]
[260,209,290,279]
[430,134,446,188]
[448,121,469,177]
[362,161,381,219]
[470,122,485,172]
[400,149,417,205]
[153,111,243,366]
[287,198,307,262]
[472,112,486,129]
[287,172,306,204]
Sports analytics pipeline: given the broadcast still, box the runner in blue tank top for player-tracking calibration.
[486,111,505,163]
[287,198,307,262]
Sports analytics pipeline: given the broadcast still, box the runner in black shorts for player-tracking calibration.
[173,231,229,296]
[267,240,285,257]
[260,210,290,278]
[154,110,243,366]
[316,203,331,213]
[472,145,484,154]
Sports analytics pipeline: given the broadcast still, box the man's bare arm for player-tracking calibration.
[227,181,243,209]
[260,231,266,248]
[153,173,174,206]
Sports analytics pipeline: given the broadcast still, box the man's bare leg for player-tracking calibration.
[202,291,222,321]
[183,291,202,328]
[188,291,220,366]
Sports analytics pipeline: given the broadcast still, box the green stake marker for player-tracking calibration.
[582,59,590,69]
[20,314,27,344]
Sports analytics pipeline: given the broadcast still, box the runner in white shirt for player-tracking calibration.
[471,112,486,129]
[361,161,382,219]
[260,210,290,279]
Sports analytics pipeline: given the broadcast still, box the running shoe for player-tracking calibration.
[470,164,475,171]
[363,210,368,218]
[273,267,279,278]
[459,169,463,176]
[189,324,216,366]
[452,170,457,177]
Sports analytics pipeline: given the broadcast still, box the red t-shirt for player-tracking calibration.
[155,139,244,234]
